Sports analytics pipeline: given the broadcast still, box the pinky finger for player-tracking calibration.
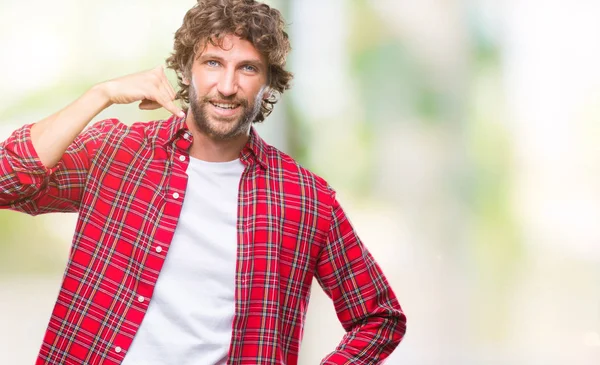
[157,96,185,118]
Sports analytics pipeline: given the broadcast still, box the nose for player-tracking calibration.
[217,68,238,97]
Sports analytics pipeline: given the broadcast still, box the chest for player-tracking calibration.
[78,146,329,280]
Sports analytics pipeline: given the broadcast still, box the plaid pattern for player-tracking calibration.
[0,115,406,365]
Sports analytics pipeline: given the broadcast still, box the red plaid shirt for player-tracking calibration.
[0,115,406,365]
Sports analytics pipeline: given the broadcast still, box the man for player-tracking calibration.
[0,0,406,364]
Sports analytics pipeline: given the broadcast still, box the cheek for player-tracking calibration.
[241,81,268,100]
[191,71,218,94]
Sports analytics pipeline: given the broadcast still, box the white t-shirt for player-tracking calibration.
[121,157,244,365]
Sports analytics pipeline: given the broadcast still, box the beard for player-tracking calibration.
[188,83,266,141]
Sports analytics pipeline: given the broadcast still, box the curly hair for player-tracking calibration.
[166,0,293,123]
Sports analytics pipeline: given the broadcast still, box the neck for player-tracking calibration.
[185,119,250,163]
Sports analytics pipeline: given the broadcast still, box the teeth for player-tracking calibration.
[212,102,238,109]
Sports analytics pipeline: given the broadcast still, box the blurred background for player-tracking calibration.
[1,0,600,364]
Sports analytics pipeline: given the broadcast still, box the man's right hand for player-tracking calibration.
[99,66,185,118]
[31,66,185,168]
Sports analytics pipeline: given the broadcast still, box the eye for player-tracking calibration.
[206,60,220,67]
[242,64,258,73]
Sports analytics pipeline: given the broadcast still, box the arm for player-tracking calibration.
[316,191,407,365]
[0,119,114,214]
[0,66,184,214]
[32,66,184,168]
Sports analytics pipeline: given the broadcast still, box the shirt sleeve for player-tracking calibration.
[316,189,407,365]
[0,119,117,215]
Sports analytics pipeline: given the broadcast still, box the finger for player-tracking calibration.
[154,69,184,117]
[159,68,177,100]
[155,65,176,100]
[161,78,176,101]
[155,92,185,117]
[139,99,161,110]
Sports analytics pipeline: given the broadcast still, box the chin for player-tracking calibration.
[204,123,244,140]
[191,103,251,141]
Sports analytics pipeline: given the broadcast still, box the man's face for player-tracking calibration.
[186,34,269,140]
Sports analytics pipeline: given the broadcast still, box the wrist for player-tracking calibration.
[88,83,113,110]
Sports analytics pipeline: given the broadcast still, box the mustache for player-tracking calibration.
[202,93,248,108]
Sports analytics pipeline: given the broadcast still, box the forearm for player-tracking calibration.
[321,309,406,365]
[31,84,111,168]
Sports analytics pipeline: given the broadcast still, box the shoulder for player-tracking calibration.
[265,144,334,199]
[85,118,173,145]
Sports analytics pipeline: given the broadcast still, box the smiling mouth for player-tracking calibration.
[209,101,241,110]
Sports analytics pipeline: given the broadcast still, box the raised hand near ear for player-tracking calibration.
[102,66,185,118]
[30,66,185,169]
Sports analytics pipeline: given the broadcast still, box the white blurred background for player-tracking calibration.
[1,0,600,364]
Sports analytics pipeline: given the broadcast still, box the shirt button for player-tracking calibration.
[156,246,163,253]
[183,132,191,140]
[115,346,122,354]
[138,295,145,303]
[173,192,180,199]
[179,155,186,162]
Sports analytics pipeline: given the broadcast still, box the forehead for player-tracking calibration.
[196,34,266,64]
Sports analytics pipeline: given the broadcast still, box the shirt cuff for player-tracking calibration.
[3,123,62,178]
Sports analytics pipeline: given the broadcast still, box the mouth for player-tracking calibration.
[209,101,241,110]
[207,100,243,118]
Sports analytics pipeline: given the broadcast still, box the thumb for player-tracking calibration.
[138,99,161,110]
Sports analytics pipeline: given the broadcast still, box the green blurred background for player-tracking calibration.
[1,0,600,364]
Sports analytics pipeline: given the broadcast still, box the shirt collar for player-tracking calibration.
[159,114,269,170]
[241,127,269,170]
[160,114,189,148]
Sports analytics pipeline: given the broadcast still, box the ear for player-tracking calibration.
[181,67,192,86]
